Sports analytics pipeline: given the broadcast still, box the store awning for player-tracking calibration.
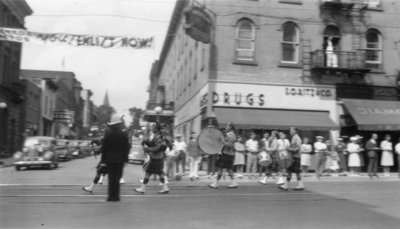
[214,107,338,131]
[342,99,400,131]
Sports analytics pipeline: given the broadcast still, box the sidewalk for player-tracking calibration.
[166,171,400,186]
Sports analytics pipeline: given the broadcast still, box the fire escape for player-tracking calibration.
[306,0,371,84]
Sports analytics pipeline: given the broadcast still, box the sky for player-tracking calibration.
[21,0,176,116]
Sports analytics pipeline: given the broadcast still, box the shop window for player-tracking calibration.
[365,29,382,69]
[281,22,299,64]
[234,18,256,64]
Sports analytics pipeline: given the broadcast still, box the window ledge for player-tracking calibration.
[278,62,302,69]
[233,59,258,66]
[279,0,302,5]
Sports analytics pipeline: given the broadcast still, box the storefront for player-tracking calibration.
[197,82,339,140]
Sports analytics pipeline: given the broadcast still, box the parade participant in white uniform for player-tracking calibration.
[348,136,362,176]
[314,136,328,179]
[208,123,238,189]
[380,134,394,177]
[276,132,290,185]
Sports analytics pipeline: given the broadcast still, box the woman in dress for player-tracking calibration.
[300,137,312,176]
[233,135,246,178]
[347,136,362,176]
[380,134,394,177]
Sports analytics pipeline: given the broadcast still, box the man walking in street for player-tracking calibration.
[174,134,187,176]
[366,133,380,179]
[279,127,304,190]
[101,114,130,202]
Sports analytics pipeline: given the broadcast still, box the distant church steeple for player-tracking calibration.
[103,91,110,106]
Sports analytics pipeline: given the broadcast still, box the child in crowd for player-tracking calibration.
[233,136,246,178]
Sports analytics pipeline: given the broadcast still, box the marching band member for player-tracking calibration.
[135,122,171,194]
[208,123,238,189]
[279,127,303,191]
[276,132,290,185]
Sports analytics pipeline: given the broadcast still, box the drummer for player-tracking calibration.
[208,123,238,189]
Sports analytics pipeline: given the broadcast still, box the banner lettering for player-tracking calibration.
[0,27,154,49]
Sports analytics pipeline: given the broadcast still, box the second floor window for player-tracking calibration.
[235,18,256,62]
[365,29,382,69]
[281,22,299,63]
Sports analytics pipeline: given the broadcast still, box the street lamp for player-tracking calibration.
[154,106,162,122]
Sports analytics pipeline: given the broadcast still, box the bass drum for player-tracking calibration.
[197,127,225,155]
[258,151,271,167]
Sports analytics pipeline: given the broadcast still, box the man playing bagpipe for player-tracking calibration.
[134,122,173,194]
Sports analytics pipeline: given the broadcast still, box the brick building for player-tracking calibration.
[149,0,400,143]
[0,0,32,155]
[20,70,84,139]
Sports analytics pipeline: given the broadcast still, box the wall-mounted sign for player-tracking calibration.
[285,87,334,98]
[184,6,212,43]
[200,92,264,107]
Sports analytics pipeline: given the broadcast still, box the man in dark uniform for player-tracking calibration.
[101,114,130,202]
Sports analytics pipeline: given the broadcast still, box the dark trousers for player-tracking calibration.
[93,162,107,184]
[207,154,217,175]
[367,157,378,176]
[107,163,124,201]
[175,151,186,174]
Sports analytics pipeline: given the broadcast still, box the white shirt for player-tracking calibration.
[174,141,187,151]
[347,142,360,154]
[245,139,259,153]
[314,142,327,153]
[380,140,392,152]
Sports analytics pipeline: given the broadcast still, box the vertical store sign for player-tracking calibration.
[184,6,212,44]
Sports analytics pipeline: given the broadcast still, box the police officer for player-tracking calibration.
[101,114,130,201]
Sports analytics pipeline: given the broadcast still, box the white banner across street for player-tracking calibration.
[0,27,154,49]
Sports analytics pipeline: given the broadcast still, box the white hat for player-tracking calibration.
[350,136,358,141]
[316,136,324,139]
[107,114,123,126]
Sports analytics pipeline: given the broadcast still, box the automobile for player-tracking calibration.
[79,140,93,157]
[55,139,72,161]
[69,140,83,159]
[128,138,146,165]
[13,136,58,171]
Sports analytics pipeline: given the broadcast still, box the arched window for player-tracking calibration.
[281,22,299,63]
[235,18,256,62]
[366,29,382,69]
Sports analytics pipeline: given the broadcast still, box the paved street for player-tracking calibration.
[1,156,400,229]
